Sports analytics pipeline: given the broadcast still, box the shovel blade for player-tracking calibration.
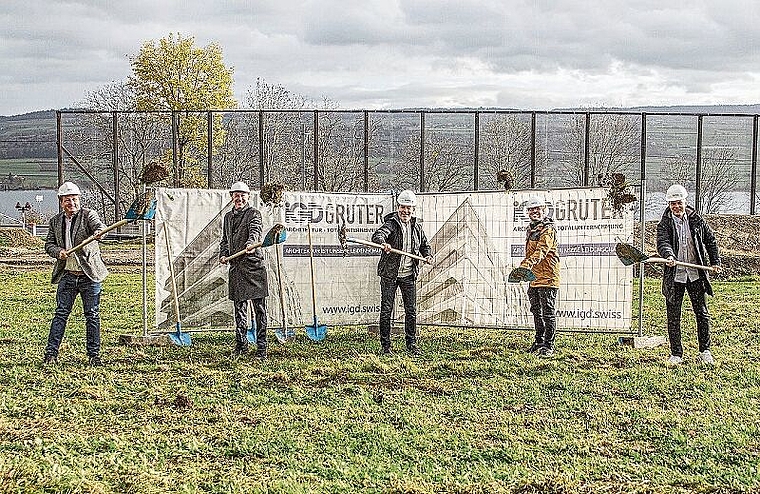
[246,315,257,344]
[508,267,536,283]
[274,327,294,344]
[125,191,157,221]
[305,324,327,342]
[615,243,648,266]
[169,322,192,346]
[246,329,257,344]
[262,224,287,247]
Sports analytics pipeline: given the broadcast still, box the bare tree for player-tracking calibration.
[557,112,640,187]
[392,132,473,192]
[663,147,741,214]
[479,114,540,190]
[245,78,312,188]
[245,79,381,192]
[212,112,259,188]
[76,83,170,219]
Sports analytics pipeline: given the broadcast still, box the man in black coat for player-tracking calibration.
[220,182,269,358]
[656,184,721,366]
[371,190,432,355]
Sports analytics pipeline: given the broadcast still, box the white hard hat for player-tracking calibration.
[524,195,545,210]
[229,181,251,195]
[397,190,417,206]
[57,181,81,197]
[665,184,688,202]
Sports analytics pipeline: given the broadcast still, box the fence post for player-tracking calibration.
[207,111,213,188]
[583,112,591,186]
[258,111,265,188]
[363,110,369,193]
[419,111,425,192]
[171,111,178,185]
[112,111,120,223]
[56,111,63,187]
[695,115,703,213]
[751,115,758,215]
[531,112,537,188]
[637,112,647,338]
[313,110,319,191]
[473,111,479,191]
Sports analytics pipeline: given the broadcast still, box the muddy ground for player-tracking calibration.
[1,214,758,278]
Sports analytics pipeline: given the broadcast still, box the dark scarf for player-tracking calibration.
[526,217,553,241]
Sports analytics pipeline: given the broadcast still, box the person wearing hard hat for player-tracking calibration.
[518,195,560,357]
[371,190,432,355]
[657,184,721,366]
[43,181,108,366]
[219,181,269,358]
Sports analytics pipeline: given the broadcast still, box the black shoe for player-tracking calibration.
[407,345,421,356]
[233,344,250,357]
[254,349,267,360]
[527,342,543,353]
[43,354,57,365]
[537,346,554,358]
[381,347,392,355]
[88,356,103,367]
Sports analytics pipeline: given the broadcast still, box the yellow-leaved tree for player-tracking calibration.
[128,33,237,187]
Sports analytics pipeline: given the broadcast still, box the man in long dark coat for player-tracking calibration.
[220,181,269,358]
[657,184,721,366]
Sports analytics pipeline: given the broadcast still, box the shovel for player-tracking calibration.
[305,223,327,342]
[163,224,192,346]
[273,244,292,344]
[224,224,287,262]
[246,300,257,344]
[615,243,717,273]
[508,267,536,283]
[337,223,431,263]
[68,190,157,255]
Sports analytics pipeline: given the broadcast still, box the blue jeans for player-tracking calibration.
[45,272,102,357]
[379,275,417,350]
[527,286,558,349]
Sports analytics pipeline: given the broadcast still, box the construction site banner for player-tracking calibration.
[155,187,633,333]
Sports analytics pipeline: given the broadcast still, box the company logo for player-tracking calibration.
[285,202,385,225]
[513,198,621,222]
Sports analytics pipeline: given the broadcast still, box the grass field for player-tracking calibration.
[0,158,58,189]
[0,268,759,493]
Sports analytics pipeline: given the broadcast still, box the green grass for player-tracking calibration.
[1,268,759,493]
[0,158,58,188]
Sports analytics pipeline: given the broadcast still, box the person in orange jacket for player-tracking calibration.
[519,195,561,357]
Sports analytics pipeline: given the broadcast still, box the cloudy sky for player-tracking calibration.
[1,0,758,116]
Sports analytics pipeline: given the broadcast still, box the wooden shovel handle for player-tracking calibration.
[347,237,430,263]
[225,239,264,262]
[67,219,129,255]
[645,256,718,273]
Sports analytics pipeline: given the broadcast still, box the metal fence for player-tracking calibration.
[2,109,758,225]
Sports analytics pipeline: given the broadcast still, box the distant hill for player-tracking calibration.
[1,103,759,164]
[554,104,760,114]
[0,109,57,121]
[0,110,57,160]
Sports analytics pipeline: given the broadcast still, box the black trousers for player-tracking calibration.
[233,298,267,350]
[379,275,417,350]
[665,279,711,357]
[527,286,558,349]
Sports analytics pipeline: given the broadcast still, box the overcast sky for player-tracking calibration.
[1,0,759,116]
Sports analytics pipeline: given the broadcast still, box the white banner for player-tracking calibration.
[155,187,633,332]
